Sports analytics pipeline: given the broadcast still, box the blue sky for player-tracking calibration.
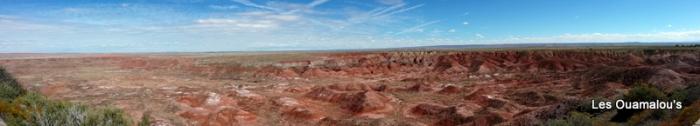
[1,0,699,52]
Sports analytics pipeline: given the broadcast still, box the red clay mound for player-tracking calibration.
[274,97,325,121]
[648,68,686,92]
[177,92,257,126]
[177,95,207,108]
[329,83,369,91]
[581,67,687,93]
[438,85,462,94]
[620,54,645,66]
[305,87,349,102]
[406,103,485,126]
[341,91,394,116]
[179,107,257,126]
[403,82,436,92]
[507,90,559,107]
[304,86,394,118]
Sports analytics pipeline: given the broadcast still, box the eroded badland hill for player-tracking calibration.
[1,48,700,125]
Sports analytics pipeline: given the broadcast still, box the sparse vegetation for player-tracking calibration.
[138,112,151,126]
[575,97,611,115]
[612,84,667,122]
[552,81,700,125]
[0,67,131,126]
[0,67,25,102]
[544,112,601,126]
[663,101,700,126]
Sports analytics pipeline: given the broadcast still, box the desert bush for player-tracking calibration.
[669,89,688,103]
[611,84,667,122]
[662,101,700,126]
[544,119,570,126]
[544,112,593,126]
[1,93,91,126]
[581,67,657,87]
[671,83,700,105]
[622,84,667,102]
[85,107,131,126]
[0,67,25,102]
[626,110,659,126]
[138,112,151,126]
[576,97,611,115]
[0,67,131,126]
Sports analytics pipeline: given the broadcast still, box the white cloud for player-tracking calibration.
[378,4,424,18]
[196,19,278,28]
[62,8,87,13]
[232,0,282,12]
[0,15,14,18]
[0,18,69,32]
[370,3,406,17]
[396,20,440,35]
[448,29,456,32]
[236,11,301,21]
[667,24,673,28]
[228,0,330,15]
[377,0,404,5]
[266,14,300,21]
[193,10,304,31]
[344,2,424,26]
[307,0,330,8]
[475,33,484,38]
[462,21,469,25]
[209,5,239,10]
[499,31,700,43]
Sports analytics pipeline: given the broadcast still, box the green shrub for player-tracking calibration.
[85,107,131,126]
[0,68,131,126]
[138,112,151,126]
[611,84,667,122]
[664,101,700,126]
[576,97,611,115]
[679,83,700,104]
[1,93,91,126]
[669,88,688,103]
[544,112,594,126]
[544,119,570,126]
[622,84,667,101]
[0,67,25,102]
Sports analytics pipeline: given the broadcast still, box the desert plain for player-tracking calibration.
[1,47,699,126]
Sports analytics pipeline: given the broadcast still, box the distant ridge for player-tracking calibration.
[389,42,700,50]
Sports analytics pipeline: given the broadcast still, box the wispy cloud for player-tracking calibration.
[196,19,278,28]
[377,0,404,5]
[498,31,700,43]
[2,0,699,53]
[307,0,330,8]
[377,4,424,18]
[370,3,406,17]
[0,18,69,32]
[280,0,331,14]
[232,0,282,12]
[209,5,239,10]
[396,20,440,35]
[344,2,424,27]
[475,33,484,38]
[194,11,304,31]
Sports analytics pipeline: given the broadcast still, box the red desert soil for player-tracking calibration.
[1,49,699,126]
